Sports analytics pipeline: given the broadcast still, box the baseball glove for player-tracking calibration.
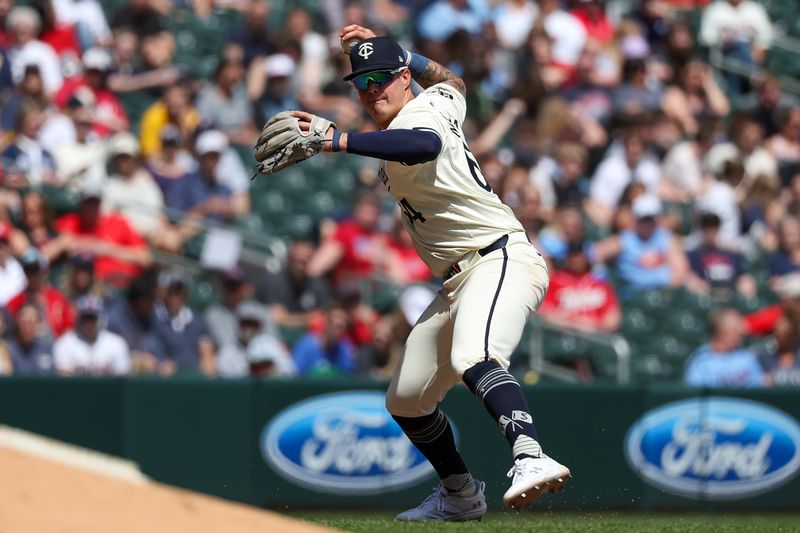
[253,111,336,175]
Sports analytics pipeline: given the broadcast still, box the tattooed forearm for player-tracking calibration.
[414,59,467,96]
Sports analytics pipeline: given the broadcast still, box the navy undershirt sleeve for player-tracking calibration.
[346,128,442,164]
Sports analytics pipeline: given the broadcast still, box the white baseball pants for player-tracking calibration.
[386,233,549,417]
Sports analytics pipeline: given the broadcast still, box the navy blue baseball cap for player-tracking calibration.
[76,294,104,317]
[343,37,408,81]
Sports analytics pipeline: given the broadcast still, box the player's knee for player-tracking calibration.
[385,387,428,418]
[453,356,502,379]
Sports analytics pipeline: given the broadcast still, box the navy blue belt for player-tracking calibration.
[445,235,509,280]
[478,234,509,257]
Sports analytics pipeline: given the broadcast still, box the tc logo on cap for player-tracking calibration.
[358,42,374,59]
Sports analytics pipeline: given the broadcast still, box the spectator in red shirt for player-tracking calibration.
[35,0,81,63]
[745,272,800,336]
[387,220,432,284]
[54,47,129,137]
[6,247,75,339]
[571,0,615,46]
[539,242,622,333]
[307,192,390,285]
[55,187,152,287]
[0,0,13,47]
[307,280,378,349]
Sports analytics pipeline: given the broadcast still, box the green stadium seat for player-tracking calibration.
[253,189,291,214]
[631,353,684,383]
[279,325,308,349]
[621,307,657,342]
[118,92,157,135]
[542,331,589,362]
[279,214,314,240]
[667,309,707,343]
[189,279,216,311]
[303,191,337,220]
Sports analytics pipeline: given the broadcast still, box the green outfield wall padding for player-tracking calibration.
[1,377,798,511]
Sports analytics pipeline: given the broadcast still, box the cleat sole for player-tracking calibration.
[503,467,571,510]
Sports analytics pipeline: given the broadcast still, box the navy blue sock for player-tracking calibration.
[392,408,471,482]
[462,361,542,460]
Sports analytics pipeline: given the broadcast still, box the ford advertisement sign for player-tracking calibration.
[261,391,439,494]
[625,397,800,500]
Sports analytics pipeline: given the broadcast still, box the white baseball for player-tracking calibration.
[341,38,361,55]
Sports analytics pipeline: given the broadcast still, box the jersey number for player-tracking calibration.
[400,198,426,226]
[463,142,491,192]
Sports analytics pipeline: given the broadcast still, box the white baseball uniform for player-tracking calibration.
[381,83,550,417]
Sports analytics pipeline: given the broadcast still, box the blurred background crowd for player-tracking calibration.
[1,0,800,387]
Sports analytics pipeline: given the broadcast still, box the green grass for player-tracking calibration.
[289,511,800,533]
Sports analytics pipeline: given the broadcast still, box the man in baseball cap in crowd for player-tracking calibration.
[63,252,102,301]
[6,248,75,339]
[54,47,129,136]
[55,182,152,287]
[164,130,238,224]
[204,266,279,349]
[215,300,295,378]
[53,294,131,376]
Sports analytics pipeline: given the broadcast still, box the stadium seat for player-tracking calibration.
[667,309,708,344]
[621,307,657,342]
[279,325,308,349]
[189,279,216,311]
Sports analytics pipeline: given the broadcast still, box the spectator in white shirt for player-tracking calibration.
[102,132,167,241]
[705,114,778,197]
[700,0,773,93]
[53,294,131,376]
[52,104,107,192]
[697,159,743,249]
[0,221,27,307]
[587,130,662,228]
[493,0,538,50]
[51,0,111,48]
[538,0,587,68]
[700,0,773,61]
[6,6,63,95]
[216,301,295,379]
[661,119,718,203]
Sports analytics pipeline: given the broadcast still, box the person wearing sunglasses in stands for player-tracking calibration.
[281,26,570,522]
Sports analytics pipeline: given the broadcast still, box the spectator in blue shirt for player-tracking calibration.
[106,273,164,373]
[168,130,236,222]
[768,214,800,280]
[416,0,491,43]
[292,304,357,377]
[685,308,764,388]
[151,270,216,376]
[593,195,688,295]
[6,303,55,375]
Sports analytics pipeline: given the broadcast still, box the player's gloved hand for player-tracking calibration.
[254,110,336,175]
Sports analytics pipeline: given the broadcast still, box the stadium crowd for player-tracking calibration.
[1,0,800,387]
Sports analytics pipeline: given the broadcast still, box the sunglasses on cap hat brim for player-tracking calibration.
[351,67,407,91]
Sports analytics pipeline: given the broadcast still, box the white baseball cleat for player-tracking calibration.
[395,480,487,522]
[503,455,571,510]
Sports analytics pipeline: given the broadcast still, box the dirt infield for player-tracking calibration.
[0,446,337,533]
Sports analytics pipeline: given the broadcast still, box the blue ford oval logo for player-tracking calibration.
[261,391,440,494]
[625,397,800,500]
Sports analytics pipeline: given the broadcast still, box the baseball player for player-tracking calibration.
[254,26,570,521]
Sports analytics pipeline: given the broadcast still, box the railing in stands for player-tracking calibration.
[526,318,632,385]
[709,33,800,96]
